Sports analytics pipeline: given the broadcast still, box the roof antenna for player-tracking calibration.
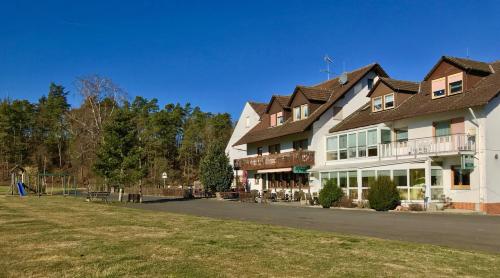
[466,47,470,59]
[321,55,333,80]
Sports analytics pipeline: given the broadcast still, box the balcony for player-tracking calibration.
[379,134,476,159]
[234,150,315,171]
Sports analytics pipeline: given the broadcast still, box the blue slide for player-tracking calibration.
[17,182,27,196]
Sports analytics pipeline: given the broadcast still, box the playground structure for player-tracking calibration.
[8,165,77,197]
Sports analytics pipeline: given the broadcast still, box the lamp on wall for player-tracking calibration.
[495,154,499,160]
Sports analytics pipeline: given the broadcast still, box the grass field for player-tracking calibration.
[1,186,500,277]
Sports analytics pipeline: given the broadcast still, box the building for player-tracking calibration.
[227,55,500,214]
[316,56,500,214]
[226,63,388,193]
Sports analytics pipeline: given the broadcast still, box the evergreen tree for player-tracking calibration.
[199,142,233,192]
[93,106,147,188]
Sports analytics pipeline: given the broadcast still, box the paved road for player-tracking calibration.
[125,198,500,253]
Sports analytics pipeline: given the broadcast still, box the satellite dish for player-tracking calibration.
[339,72,348,85]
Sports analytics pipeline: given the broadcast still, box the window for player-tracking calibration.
[409,169,425,200]
[368,78,374,90]
[270,114,277,127]
[431,169,444,200]
[434,121,451,137]
[254,174,260,185]
[384,94,394,109]
[367,129,378,157]
[326,137,338,161]
[378,170,391,178]
[452,166,470,188]
[257,147,263,156]
[339,134,348,160]
[381,129,392,144]
[361,170,376,198]
[393,169,408,201]
[268,144,280,154]
[301,104,309,119]
[372,97,383,112]
[348,171,358,199]
[329,172,338,186]
[432,77,446,99]
[448,72,463,95]
[357,131,367,157]
[395,128,408,142]
[348,133,357,158]
[293,139,308,151]
[277,112,284,126]
[339,171,348,188]
[293,107,301,121]
[245,116,250,128]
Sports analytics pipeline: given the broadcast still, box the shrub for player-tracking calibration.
[408,203,424,211]
[318,179,344,208]
[367,176,400,211]
[336,196,356,208]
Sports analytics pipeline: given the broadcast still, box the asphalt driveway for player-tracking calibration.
[125,198,500,253]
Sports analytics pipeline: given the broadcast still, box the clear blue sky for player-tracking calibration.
[1,0,499,119]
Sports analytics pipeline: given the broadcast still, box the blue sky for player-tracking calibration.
[1,0,499,119]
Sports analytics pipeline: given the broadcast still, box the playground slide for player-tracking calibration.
[17,182,27,196]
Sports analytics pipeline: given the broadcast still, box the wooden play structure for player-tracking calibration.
[38,172,77,196]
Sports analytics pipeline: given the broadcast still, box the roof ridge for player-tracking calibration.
[309,62,377,88]
[380,77,420,84]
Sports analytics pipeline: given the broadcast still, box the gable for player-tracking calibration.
[289,90,310,108]
[268,99,285,114]
[427,60,463,81]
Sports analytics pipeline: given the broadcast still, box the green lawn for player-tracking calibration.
[1,186,499,277]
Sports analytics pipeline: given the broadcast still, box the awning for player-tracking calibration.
[308,158,428,172]
[257,168,293,174]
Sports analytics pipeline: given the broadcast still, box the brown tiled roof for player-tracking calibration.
[287,86,333,106]
[233,63,388,146]
[330,60,500,133]
[424,56,492,80]
[248,102,267,116]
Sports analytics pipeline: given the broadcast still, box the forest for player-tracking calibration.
[0,75,234,189]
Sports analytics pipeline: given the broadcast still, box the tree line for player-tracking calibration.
[0,75,234,189]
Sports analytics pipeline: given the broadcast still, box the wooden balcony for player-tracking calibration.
[234,150,315,171]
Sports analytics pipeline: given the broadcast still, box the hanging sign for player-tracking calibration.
[293,166,310,174]
[461,155,474,170]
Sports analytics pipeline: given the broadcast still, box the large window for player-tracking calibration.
[348,171,358,199]
[431,169,444,200]
[339,135,348,160]
[384,94,394,109]
[393,169,408,201]
[326,137,338,161]
[372,97,383,112]
[327,129,378,160]
[361,170,376,199]
[395,128,408,142]
[348,133,357,158]
[323,171,358,200]
[367,129,378,157]
[410,169,425,200]
[435,121,451,137]
[357,131,367,157]
[381,129,392,144]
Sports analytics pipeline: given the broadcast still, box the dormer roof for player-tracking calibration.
[265,95,291,113]
[367,77,419,97]
[286,86,333,107]
[424,56,492,80]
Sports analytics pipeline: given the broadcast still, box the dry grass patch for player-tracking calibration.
[0,186,500,277]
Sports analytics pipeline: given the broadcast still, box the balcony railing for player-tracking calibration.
[234,150,315,171]
[379,134,476,158]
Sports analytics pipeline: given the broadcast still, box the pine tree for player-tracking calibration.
[199,142,233,192]
[93,106,147,188]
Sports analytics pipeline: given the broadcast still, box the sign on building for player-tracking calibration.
[293,166,310,174]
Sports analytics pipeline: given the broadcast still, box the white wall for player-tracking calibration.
[309,71,380,190]
[225,102,262,166]
[482,95,500,203]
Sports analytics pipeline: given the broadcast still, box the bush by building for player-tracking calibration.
[367,176,400,211]
[318,179,344,208]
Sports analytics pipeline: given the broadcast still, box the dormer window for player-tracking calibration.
[384,94,394,109]
[448,72,463,95]
[301,104,309,119]
[372,97,382,112]
[270,114,277,127]
[432,77,446,99]
[277,112,284,126]
[293,104,309,121]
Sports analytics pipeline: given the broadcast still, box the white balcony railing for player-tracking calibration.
[379,134,476,158]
